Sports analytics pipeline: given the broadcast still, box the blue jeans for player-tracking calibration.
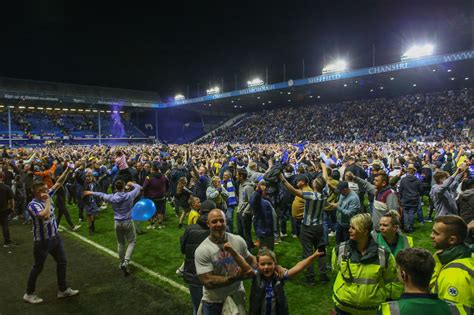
[202,301,223,315]
[225,206,234,233]
[403,206,417,232]
[323,211,337,244]
[189,285,203,315]
[417,200,425,223]
[291,217,302,237]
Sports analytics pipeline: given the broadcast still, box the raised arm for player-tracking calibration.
[223,243,253,276]
[287,250,322,278]
[51,165,72,191]
[279,173,303,198]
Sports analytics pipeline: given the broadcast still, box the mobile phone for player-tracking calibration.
[469,165,474,177]
[317,245,326,257]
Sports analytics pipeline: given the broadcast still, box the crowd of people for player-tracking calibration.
[199,89,473,144]
[0,139,473,314]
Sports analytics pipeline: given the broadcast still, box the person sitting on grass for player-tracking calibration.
[223,243,324,315]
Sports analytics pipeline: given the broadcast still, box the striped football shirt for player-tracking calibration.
[301,191,326,226]
[27,188,59,241]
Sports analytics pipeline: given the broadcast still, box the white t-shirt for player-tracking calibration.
[195,233,250,303]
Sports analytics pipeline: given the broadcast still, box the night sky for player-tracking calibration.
[0,1,472,101]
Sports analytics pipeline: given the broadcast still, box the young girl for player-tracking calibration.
[224,244,323,315]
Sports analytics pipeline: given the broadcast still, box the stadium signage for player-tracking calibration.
[239,84,275,95]
[368,62,408,75]
[307,73,341,84]
[3,93,59,101]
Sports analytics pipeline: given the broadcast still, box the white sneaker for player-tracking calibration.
[176,267,184,276]
[146,225,155,230]
[57,227,64,232]
[328,231,336,237]
[57,287,79,299]
[23,293,43,304]
[72,225,81,232]
[100,204,107,209]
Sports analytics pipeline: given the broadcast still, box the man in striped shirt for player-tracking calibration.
[279,173,329,285]
[23,163,79,304]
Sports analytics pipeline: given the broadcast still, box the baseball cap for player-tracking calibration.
[201,200,217,213]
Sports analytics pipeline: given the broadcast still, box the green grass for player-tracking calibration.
[63,196,435,315]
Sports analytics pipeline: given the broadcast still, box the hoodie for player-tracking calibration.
[92,183,141,221]
[399,174,422,207]
[143,172,169,200]
[430,173,462,217]
[456,188,474,224]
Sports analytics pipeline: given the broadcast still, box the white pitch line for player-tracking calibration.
[60,226,189,294]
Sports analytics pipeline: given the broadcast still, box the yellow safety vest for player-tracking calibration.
[431,253,474,315]
[371,231,414,300]
[332,242,397,315]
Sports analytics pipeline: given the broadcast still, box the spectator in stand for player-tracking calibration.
[399,164,423,233]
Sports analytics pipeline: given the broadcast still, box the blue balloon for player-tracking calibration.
[131,198,156,221]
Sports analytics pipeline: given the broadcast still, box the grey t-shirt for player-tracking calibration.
[195,233,250,303]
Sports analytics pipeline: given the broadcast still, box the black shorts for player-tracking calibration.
[152,198,166,215]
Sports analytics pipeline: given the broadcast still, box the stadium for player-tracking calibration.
[1,2,473,315]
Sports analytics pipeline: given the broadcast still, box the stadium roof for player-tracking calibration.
[0,50,472,111]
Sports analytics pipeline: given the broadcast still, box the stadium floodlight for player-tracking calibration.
[247,78,264,87]
[175,94,185,101]
[28,107,35,109]
[322,60,347,74]
[19,106,25,109]
[401,44,434,61]
[206,86,220,95]
[46,107,53,110]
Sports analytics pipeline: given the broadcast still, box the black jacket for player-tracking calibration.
[399,174,422,207]
[457,189,474,225]
[249,273,289,315]
[180,220,210,286]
